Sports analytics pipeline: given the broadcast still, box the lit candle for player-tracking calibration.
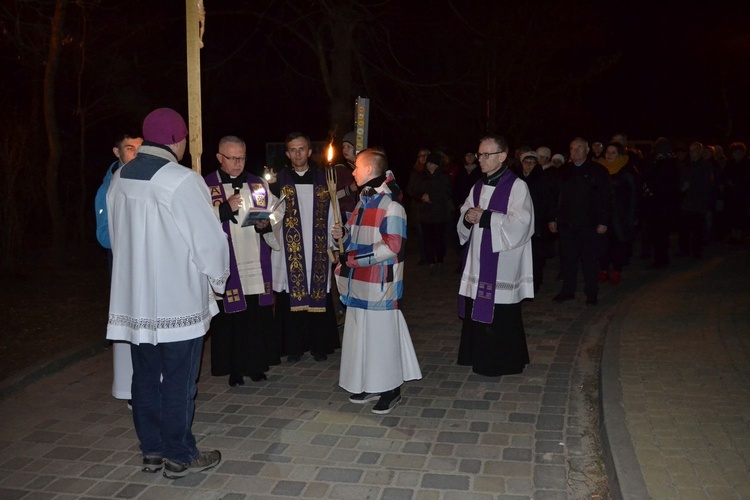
[327,144,333,165]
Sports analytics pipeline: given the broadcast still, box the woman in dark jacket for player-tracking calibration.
[641,138,681,267]
[597,142,638,284]
[413,152,452,274]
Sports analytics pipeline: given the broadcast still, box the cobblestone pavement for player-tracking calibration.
[3,239,744,499]
[0,245,610,499]
[600,244,750,500]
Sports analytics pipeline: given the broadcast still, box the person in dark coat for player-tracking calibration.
[724,142,750,243]
[677,142,715,259]
[513,151,554,293]
[453,151,483,265]
[596,142,638,285]
[549,137,612,306]
[640,138,681,268]
[413,152,452,274]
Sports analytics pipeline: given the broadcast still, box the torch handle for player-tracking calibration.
[330,192,344,255]
[326,165,345,255]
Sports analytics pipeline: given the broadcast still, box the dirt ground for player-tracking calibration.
[0,249,111,384]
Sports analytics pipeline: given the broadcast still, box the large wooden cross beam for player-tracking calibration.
[186,0,205,173]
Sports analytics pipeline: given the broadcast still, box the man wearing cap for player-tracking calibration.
[106,107,229,478]
[536,146,552,170]
[551,154,565,168]
[457,135,534,377]
[333,130,359,222]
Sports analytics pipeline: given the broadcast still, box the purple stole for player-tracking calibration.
[277,169,330,313]
[205,171,274,312]
[458,171,517,324]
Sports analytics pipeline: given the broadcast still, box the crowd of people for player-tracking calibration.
[96,108,750,479]
[405,134,750,301]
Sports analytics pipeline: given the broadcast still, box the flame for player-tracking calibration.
[327,144,333,163]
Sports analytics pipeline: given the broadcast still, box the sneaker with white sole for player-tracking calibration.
[349,392,380,404]
[162,450,221,479]
[372,392,401,414]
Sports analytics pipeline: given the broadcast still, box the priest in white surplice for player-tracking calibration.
[107,108,229,478]
[457,134,534,377]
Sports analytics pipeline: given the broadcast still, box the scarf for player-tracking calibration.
[458,167,517,324]
[597,154,629,175]
[277,168,331,312]
[205,170,274,311]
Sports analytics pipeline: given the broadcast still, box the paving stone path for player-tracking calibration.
[0,247,618,499]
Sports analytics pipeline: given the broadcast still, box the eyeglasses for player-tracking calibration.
[476,151,503,160]
[218,152,246,164]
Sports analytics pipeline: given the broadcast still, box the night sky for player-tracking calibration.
[170,1,750,173]
[5,0,750,182]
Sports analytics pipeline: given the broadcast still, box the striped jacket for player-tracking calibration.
[334,171,406,311]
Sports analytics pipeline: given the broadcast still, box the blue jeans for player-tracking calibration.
[130,337,203,464]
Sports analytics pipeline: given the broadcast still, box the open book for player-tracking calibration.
[241,194,286,227]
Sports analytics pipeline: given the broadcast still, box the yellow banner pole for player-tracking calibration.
[186,0,205,173]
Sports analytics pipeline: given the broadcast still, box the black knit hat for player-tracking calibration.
[426,153,442,167]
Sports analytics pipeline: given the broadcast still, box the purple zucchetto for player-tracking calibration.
[142,108,188,145]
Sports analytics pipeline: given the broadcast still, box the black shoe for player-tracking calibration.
[552,293,574,303]
[141,455,164,473]
[349,392,380,404]
[228,374,244,387]
[313,353,328,362]
[287,354,301,363]
[163,450,221,479]
[249,372,267,382]
[372,390,402,415]
[586,297,598,306]
[127,400,133,411]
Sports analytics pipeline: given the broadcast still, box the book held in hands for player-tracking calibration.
[241,194,285,227]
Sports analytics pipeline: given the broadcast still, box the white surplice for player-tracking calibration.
[457,178,535,305]
[106,148,230,345]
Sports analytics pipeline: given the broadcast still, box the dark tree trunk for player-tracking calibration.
[44,0,67,260]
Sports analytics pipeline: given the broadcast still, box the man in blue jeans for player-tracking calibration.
[106,108,230,478]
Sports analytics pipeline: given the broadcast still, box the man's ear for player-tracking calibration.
[285,150,291,160]
[113,147,121,160]
[216,153,223,164]
[306,148,312,159]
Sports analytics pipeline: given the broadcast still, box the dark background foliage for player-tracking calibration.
[1,0,749,270]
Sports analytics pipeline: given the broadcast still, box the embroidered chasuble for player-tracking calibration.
[275,168,332,312]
